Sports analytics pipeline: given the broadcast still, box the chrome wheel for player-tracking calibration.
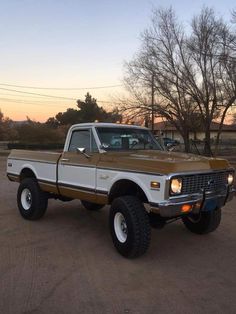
[114,212,128,243]
[21,188,32,210]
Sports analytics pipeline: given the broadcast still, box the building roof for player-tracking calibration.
[154,121,236,132]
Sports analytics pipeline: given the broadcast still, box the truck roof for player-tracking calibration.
[70,122,148,129]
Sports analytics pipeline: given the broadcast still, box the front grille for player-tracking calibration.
[181,172,229,195]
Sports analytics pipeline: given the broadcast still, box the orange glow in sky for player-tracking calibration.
[0,86,123,122]
[0,1,234,122]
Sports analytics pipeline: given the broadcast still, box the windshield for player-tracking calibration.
[96,127,163,151]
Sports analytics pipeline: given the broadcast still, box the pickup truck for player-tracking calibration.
[7,123,235,258]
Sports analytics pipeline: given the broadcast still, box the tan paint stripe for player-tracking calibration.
[7,172,108,204]
[59,186,108,204]
[38,182,58,194]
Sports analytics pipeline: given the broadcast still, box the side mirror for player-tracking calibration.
[76,147,90,158]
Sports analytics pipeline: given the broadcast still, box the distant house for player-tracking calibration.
[154,121,236,143]
[11,120,28,126]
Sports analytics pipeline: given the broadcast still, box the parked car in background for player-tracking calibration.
[154,136,179,149]
[111,135,139,147]
[162,137,180,147]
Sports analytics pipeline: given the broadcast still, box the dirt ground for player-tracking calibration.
[0,156,236,314]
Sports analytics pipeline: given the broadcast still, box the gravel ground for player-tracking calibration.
[0,156,236,314]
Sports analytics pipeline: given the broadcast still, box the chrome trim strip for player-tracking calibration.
[38,179,57,186]
[8,157,57,165]
[166,168,235,180]
[57,182,108,195]
[59,162,96,168]
[7,172,19,177]
[169,188,228,200]
[152,188,235,209]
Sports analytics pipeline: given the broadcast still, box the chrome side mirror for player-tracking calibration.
[76,147,90,158]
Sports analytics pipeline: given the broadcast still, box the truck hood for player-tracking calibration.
[99,150,230,175]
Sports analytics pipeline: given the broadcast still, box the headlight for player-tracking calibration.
[227,173,234,185]
[170,178,182,195]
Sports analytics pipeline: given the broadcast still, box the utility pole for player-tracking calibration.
[151,73,155,132]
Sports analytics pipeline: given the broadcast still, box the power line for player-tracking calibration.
[0,95,122,108]
[0,97,64,107]
[0,87,77,100]
[0,97,121,105]
[0,93,70,100]
[0,83,122,90]
[0,92,53,99]
[0,87,122,105]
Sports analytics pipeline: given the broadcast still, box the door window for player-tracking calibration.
[68,129,98,153]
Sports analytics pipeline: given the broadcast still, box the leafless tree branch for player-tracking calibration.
[123,7,236,155]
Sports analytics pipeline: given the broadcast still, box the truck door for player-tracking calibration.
[58,128,99,202]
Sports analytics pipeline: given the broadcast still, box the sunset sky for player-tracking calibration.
[0,0,235,121]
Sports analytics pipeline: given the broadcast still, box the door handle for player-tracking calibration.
[61,158,69,162]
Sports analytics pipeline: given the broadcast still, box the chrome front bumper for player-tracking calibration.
[150,187,235,218]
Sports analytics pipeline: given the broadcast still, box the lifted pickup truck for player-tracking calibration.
[7,123,235,258]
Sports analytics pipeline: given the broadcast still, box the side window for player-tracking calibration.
[68,129,98,153]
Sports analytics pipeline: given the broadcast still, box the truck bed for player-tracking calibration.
[7,150,62,193]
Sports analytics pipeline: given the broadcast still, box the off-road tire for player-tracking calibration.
[17,178,48,220]
[81,200,104,211]
[182,207,221,234]
[109,196,151,258]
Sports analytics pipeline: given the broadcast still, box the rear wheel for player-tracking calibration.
[17,178,48,220]
[81,200,104,211]
[182,208,221,234]
[109,196,151,258]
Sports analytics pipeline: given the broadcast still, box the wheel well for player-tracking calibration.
[108,179,148,204]
[20,168,36,181]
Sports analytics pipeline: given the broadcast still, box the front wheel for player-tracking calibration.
[109,196,151,258]
[17,178,48,220]
[182,208,221,234]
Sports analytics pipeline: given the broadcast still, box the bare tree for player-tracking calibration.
[232,9,236,23]
[123,7,236,155]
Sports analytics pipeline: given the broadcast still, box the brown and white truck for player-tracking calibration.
[7,123,235,258]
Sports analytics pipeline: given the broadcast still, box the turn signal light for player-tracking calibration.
[181,204,192,213]
[150,181,160,189]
